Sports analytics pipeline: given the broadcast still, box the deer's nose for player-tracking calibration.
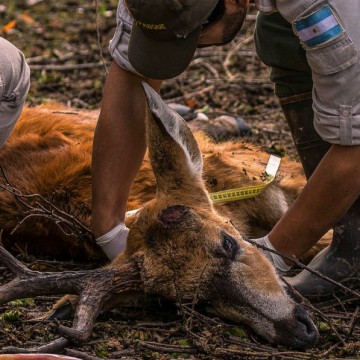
[293,304,319,345]
[275,304,319,349]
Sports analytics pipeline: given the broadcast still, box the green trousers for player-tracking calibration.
[254,12,313,99]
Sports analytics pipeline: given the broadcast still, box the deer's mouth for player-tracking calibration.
[208,298,318,349]
[205,267,319,349]
[274,304,319,348]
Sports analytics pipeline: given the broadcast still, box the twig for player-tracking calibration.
[182,304,222,326]
[226,336,290,355]
[282,278,346,346]
[215,347,272,359]
[345,305,359,341]
[2,337,71,354]
[0,165,92,239]
[192,58,220,79]
[29,62,110,71]
[135,320,181,328]
[94,0,109,76]
[318,340,343,358]
[65,348,103,360]
[223,36,254,80]
[140,341,197,354]
[167,84,215,103]
[244,236,360,300]
[332,292,349,315]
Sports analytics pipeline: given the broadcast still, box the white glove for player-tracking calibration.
[95,222,129,260]
[252,235,292,274]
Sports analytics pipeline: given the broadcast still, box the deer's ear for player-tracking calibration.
[142,82,204,193]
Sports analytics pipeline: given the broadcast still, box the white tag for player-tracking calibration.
[265,155,281,178]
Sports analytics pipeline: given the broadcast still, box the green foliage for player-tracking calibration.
[142,351,160,360]
[8,298,35,307]
[95,342,109,358]
[177,339,191,347]
[0,309,23,322]
[318,321,331,332]
[170,352,190,359]
[199,105,211,114]
[223,326,248,340]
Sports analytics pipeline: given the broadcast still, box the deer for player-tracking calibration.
[0,83,323,353]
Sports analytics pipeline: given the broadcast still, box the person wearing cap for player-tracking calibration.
[92,0,248,258]
[92,0,360,301]
[0,38,30,148]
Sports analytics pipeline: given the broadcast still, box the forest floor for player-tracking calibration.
[0,1,359,359]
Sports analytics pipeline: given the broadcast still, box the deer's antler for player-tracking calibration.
[0,245,143,352]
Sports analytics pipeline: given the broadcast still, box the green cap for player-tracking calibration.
[125,0,218,80]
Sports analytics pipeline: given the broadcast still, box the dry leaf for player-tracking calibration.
[20,12,35,25]
[1,20,17,34]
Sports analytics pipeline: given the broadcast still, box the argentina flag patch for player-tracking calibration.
[294,5,344,48]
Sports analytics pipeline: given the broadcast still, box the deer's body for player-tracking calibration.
[0,86,324,351]
[0,103,306,259]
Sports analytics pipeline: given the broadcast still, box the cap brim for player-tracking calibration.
[128,25,201,80]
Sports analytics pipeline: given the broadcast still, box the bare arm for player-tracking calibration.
[91,61,161,238]
[269,144,360,262]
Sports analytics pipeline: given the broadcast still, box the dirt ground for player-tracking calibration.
[0,1,359,359]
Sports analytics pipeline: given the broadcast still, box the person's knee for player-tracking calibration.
[0,38,30,105]
[0,39,30,147]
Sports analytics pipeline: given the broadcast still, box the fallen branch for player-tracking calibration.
[282,278,346,346]
[29,62,110,71]
[0,165,92,240]
[244,236,360,300]
[140,341,197,354]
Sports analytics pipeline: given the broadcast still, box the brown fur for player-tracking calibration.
[0,90,326,348]
[0,103,328,262]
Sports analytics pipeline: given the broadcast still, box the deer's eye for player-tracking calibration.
[222,233,240,260]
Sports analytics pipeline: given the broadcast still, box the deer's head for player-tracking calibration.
[116,83,318,349]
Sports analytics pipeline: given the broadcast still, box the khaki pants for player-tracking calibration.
[0,38,30,147]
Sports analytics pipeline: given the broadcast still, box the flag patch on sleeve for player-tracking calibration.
[294,5,344,48]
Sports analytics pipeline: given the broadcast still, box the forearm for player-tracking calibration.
[269,144,360,261]
[91,61,161,238]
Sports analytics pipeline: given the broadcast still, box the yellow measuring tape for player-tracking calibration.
[209,155,281,204]
[125,155,281,217]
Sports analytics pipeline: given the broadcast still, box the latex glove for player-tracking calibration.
[252,235,292,274]
[95,222,129,260]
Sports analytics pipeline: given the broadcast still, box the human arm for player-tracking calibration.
[91,61,161,258]
[269,144,360,263]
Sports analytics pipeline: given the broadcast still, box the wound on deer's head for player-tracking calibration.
[159,205,190,225]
